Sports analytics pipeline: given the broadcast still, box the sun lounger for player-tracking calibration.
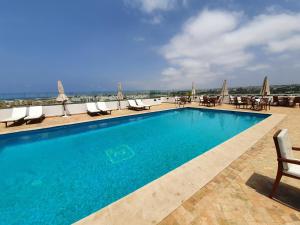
[0,107,27,127]
[135,99,151,109]
[24,106,45,124]
[270,129,300,198]
[86,103,101,115]
[128,100,144,110]
[96,102,112,114]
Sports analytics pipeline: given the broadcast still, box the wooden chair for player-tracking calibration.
[270,129,300,198]
[234,96,246,108]
[199,96,204,106]
[294,97,300,108]
[178,96,186,107]
[229,96,235,105]
[260,98,271,111]
[208,97,217,107]
[203,96,210,107]
[271,96,279,106]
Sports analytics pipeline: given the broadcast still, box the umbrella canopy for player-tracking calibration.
[260,76,270,96]
[191,82,196,97]
[56,80,69,102]
[117,82,124,100]
[220,80,229,97]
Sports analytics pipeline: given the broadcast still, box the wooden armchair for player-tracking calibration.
[199,96,204,106]
[209,97,217,107]
[260,98,271,110]
[203,96,210,107]
[270,129,300,198]
[178,96,186,107]
[294,97,300,108]
[234,96,246,108]
[229,96,235,104]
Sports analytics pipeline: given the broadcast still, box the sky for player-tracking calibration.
[1,0,300,93]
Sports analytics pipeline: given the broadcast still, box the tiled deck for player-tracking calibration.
[159,104,300,225]
[1,103,300,224]
[0,104,174,134]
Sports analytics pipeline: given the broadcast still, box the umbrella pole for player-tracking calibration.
[118,100,121,110]
[62,101,68,117]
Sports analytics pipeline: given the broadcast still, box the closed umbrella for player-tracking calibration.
[56,80,69,117]
[191,82,196,99]
[117,82,124,100]
[220,80,229,97]
[220,80,229,103]
[117,82,124,110]
[260,76,270,96]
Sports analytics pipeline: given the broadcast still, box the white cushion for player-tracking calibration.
[97,102,110,111]
[12,107,27,119]
[128,100,143,108]
[1,107,27,122]
[86,103,99,113]
[277,129,294,170]
[25,106,43,120]
[285,164,300,178]
[136,99,150,107]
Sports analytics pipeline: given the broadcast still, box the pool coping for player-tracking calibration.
[0,105,270,136]
[73,107,286,225]
[0,107,179,135]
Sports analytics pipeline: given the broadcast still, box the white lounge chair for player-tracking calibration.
[128,100,144,110]
[0,107,27,127]
[86,103,100,115]
[24,106,45,124]
[136,99,151,109]
[96,102,112,114]
[270,129,300,198]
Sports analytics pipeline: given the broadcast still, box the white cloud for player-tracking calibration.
[160,10,300,88]
[267,35,300,52]
[246,64,270,71]
[124,0,188,13]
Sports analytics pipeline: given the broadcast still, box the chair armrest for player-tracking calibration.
[278,158,300,165]
[292,147,300,151]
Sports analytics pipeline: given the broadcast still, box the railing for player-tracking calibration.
[0,98,162,120]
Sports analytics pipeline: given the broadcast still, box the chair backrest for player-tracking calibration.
[179,96,186,103]
[236,96,242,103]
[28,106,43,117]
[86,102,98,111]
[128,100,138,107]
[294,96,300,103]
[273,129,294,170]
[97,102,108,110]
[12,107,27,118]
[136,99,144,106]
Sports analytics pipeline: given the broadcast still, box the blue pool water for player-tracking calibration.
[0,108,268,225]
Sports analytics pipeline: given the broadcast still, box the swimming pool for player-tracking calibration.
[0,108,268,225]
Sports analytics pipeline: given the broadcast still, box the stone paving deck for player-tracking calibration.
[159,104,300,225]
[1,103,299,224]
[0,104,174,134]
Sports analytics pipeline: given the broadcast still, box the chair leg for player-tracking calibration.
[269,169,282,198]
